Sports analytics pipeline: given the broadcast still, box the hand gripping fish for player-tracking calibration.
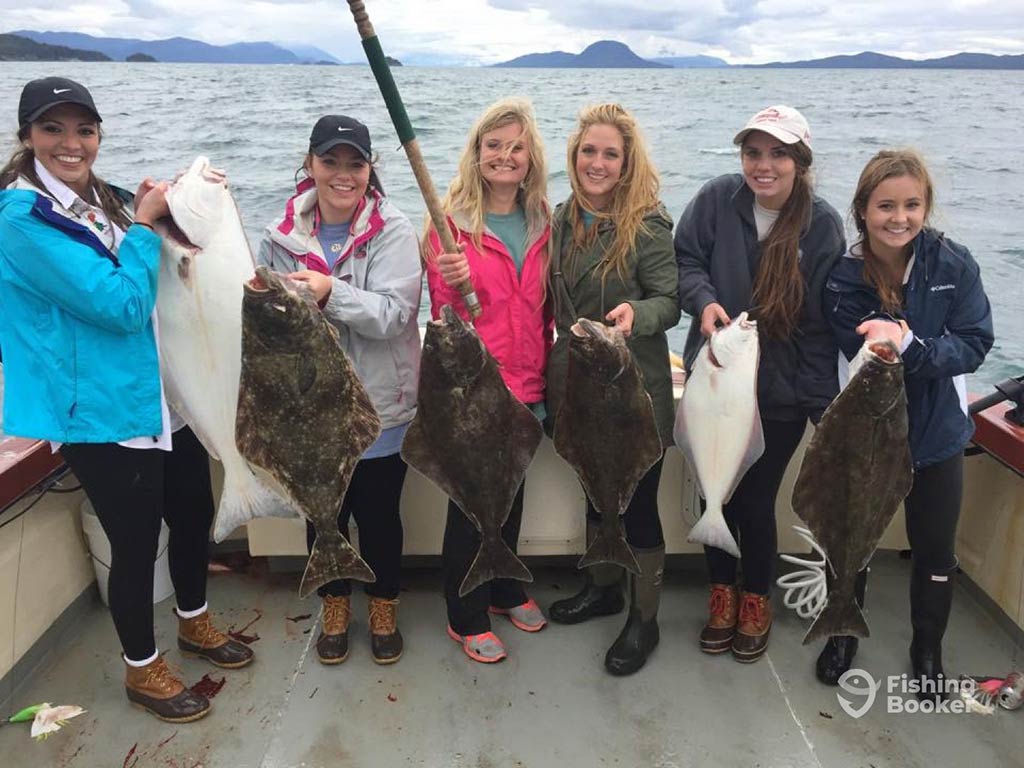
[401,305,541,597]
[155,157,295,543]
[554,319,662,574]
[792,339,913,644]
[236,267,382,598]
[674,313,763,558]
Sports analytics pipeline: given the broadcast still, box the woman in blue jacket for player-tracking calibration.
[822,149,994,698]
[0,78,252,723]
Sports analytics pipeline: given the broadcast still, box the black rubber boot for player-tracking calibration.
[550,521,624,624]
[816,568,868,685]
[604,546,663,676]
[910,560,957,702]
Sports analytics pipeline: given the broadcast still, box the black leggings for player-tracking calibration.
[443,484,527,635]
[305,453,407,600]
[60,427,214,661]
[585,455,666,549]
[904,453,963,572]
[705,419,807,595]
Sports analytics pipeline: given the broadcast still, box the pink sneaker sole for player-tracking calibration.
[445,625,507,663]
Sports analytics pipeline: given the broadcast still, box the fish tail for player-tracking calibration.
[300,533,376,599]
[458,535,533,598]
[212,467,294,543]
[685,504,741,558]
[578,521,641,575]
[802,594,870,645]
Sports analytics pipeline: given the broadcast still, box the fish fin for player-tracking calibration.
[686,504,741,558]
[802,595,870,645]
[300,532,376,599]
[458,535,533,598]
[722,414,766,504]
[400,417,460,500]
[578,521,641,574]
[672,397,705,499]
[212,466,295,542]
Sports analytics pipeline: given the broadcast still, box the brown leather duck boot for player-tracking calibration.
[178,610,254,669]
[732,591,772,663]
[124,656,210,723]
[316,594,351,665]
[368,597,403,665]
[699,583,738,654]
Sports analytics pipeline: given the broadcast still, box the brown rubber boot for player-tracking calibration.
[699,583,739,654]
[178,610,254,669]
[124,656,210,723]
[316,595,351,664]
[732,592,772,663]
[368,597,403,665]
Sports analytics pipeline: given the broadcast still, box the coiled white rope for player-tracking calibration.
[777,526,828,619]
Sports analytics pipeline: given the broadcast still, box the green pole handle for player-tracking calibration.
[346,0,481,319]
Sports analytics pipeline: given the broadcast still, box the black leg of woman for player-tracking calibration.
[348,454,408,600]
[162,427,216,612]
[60,443,164,661]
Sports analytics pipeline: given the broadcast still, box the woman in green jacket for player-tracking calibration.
[546,103,680,675]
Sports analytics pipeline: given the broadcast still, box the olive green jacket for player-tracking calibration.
[546,199,681,445]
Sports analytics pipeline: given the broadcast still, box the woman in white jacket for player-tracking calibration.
[257,115,422,666]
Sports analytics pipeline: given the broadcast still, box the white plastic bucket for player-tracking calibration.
[80,499,174,605]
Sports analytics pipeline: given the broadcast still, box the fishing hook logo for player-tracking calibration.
[837,668,879,719]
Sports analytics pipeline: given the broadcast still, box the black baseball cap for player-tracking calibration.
[18,77,102,127]
[309,115,371,159]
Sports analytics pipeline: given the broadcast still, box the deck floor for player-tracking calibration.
[2,551,1022,768]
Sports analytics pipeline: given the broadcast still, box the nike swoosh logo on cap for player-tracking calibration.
[337,127,353,132]
[53,88,72,94]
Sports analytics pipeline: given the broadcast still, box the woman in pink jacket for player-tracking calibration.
[424,97,552,664]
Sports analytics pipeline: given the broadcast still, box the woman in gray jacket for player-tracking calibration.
[675,106,845,663]
[257,115,422,666]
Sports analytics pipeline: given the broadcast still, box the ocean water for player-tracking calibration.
[0,62,1021,395]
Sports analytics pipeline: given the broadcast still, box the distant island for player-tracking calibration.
[495,40,1024,70]
[126,52,157,63]
[751,51,1024,70]
[494,41,671,69]
[0,33,110,62]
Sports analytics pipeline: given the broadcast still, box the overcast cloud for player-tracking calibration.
[1,0,1021,64]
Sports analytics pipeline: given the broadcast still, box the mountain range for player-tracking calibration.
[10,31,343,65]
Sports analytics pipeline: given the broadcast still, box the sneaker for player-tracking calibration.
[446,625,507,663]
[489,598,547,632]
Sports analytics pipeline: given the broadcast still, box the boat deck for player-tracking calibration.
[2,552,1021,768]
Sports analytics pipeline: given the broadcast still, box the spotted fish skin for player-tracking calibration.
[553,318,662,575]
[792,340,913,644]
[236,266,382,598]
[401,305,540,597]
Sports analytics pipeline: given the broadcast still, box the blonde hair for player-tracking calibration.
[427,97,549,256]
[852,149,935,313]
[564,103,661,280]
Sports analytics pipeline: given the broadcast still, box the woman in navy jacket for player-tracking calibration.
[822,149,994,698]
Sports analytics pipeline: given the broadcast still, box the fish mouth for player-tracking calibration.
[866,340,900,364]
[155,215,197,250]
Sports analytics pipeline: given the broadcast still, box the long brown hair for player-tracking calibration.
[852,149,935,313]
[748,140,814,339]
[565,103,661,281]
[0,123,131,231]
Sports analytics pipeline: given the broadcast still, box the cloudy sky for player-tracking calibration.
[2,0,1022,65]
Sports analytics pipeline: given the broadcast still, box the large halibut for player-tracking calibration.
[553,319,662,575]
[236,267,382,598]
[674,313,763,558]
[401,305,541,597]
[792,339,913,644]
[155,157,292,543]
